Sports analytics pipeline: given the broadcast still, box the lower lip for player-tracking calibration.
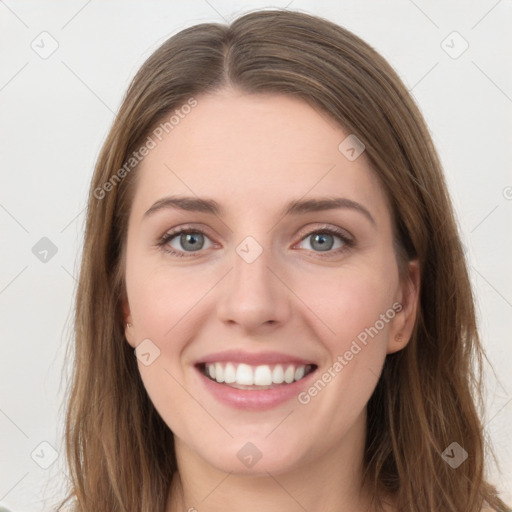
[196,367,317,410]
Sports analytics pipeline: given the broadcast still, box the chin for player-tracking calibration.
[190,436,307,476]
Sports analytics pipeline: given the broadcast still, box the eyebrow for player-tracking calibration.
[143,195,376,226]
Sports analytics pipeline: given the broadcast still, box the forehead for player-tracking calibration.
[133,90,389,221]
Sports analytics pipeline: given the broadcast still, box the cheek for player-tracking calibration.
[291,268,397,429]
[125,256,209,435]
[125,251,215,339]
[126,247,399,356]
[295,263,398,349]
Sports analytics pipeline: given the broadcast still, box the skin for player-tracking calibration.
[123,87,420,512]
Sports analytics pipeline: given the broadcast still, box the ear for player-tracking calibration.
[387,259,420,354]
[122,294,136,349]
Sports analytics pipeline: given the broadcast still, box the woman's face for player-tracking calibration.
[123,88,419,476]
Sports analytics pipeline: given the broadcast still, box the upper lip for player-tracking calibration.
[195,350,317,367]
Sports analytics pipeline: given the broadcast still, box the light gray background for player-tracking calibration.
[1,1,511,510]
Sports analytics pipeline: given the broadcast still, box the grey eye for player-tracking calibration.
[297,231,347,253]
[169,232,211,252]
[309,233,335,251]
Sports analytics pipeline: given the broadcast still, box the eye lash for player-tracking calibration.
[298,226,355,257]
[156,225,355,258]
[156,228,202,257]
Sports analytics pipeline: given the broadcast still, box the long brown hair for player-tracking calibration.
[57,9,510,512]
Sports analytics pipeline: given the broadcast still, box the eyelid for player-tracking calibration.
[157,223,216,251]
[295,223,354,243]
[159,223,215,242]
[292,224,355,257]
[157,223,355,258]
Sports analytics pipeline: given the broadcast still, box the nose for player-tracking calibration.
[216,243,291,333]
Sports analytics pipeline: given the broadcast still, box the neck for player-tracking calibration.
[166,409,381,512]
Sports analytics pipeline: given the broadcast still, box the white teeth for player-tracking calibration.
[224,362,236,383]
[272,365,284,383]
[284,365,295,384]
[203,362,312,387]
[215,362,224,383]
[254,365,272,386]
[236,364,254,385]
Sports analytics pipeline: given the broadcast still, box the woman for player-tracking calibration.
[57,9,510,512]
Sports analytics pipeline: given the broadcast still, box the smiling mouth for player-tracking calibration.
[197,362,318,390]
